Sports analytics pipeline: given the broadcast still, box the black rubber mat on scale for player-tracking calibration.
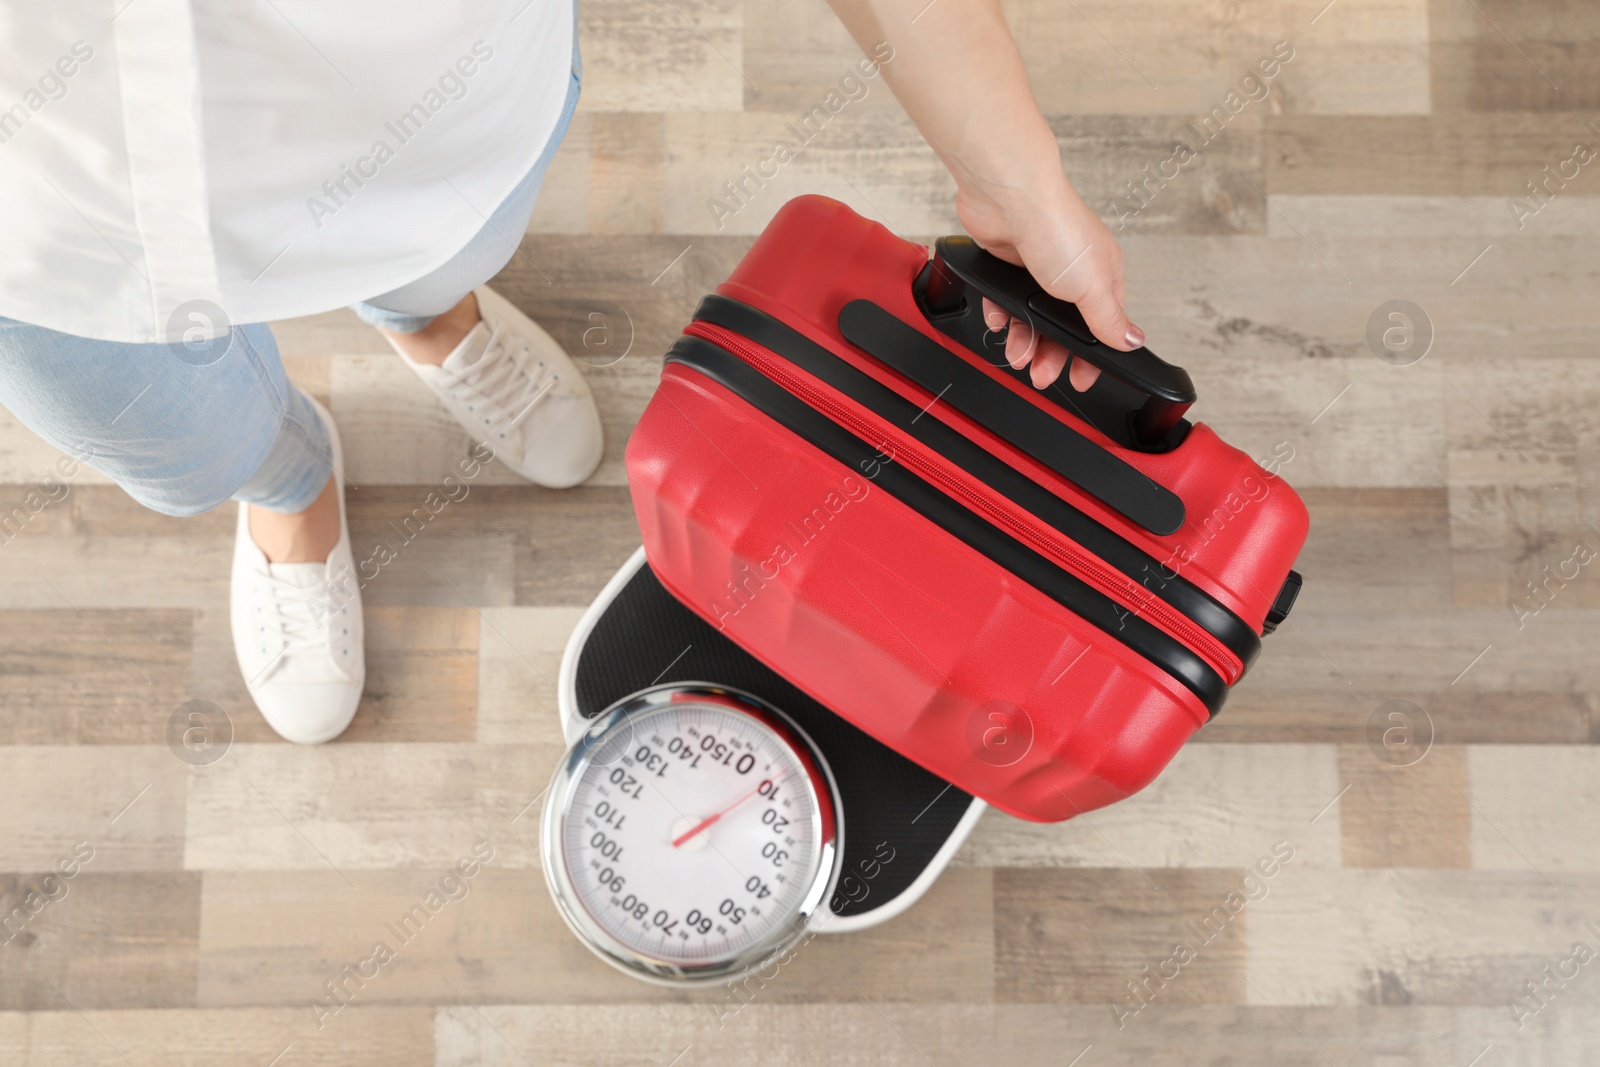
[573,561,975,918]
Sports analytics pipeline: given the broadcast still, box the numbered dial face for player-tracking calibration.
[542,686,839,985]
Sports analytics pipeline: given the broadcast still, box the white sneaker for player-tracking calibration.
[230,396,364,745]
[389,285,604,488]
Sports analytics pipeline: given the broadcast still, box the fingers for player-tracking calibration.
[1066,356,1101,392]
[1003,315,1035,370]
[966,191,1144,392]
[1028,340,1069,390]
[982,297,1100,391]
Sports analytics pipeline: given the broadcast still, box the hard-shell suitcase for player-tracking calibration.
[625,195,1308,823]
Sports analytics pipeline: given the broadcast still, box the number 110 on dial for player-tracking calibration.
[541,685,841,985]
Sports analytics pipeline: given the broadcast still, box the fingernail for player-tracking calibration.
[985,309,1008,331]
[1124,324,1146,349]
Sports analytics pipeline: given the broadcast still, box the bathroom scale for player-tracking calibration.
[542,547,985,985]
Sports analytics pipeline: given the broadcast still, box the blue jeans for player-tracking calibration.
[0,54,580,518]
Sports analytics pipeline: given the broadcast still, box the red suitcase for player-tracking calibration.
[625,195,1308,823]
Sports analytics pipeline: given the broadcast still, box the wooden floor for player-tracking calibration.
[5,0,1600,1063]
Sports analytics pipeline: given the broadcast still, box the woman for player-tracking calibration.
[0,0,1138,743]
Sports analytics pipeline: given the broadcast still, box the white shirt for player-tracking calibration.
[0,0,573,343]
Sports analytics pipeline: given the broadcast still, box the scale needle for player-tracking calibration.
[671,774,783,847]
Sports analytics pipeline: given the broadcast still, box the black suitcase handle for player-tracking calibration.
[914,236,1196,451]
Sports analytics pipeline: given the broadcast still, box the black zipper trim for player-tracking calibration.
[840,298,1186,535]
[693,294,1262,672]
[666,335,1229,716]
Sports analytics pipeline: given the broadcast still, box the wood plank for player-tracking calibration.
[1195,491,1460,742]
[0,610,191,745]
[1445,356,1600,611]
[1265,114,1600,196]
[353,485,636,609]
[588,112,665,235]
[1118,237,1447,489]
[475,607,583,746]
[660,111,1271,238]
[1004,0,1429,116]
[1238,604,1600,696]
[1051,115,1268,236]
[344,488,519,609]
[1426,0,1486,113]
[1270,0,1431,116]
[994,868,1255,1004]
[196,868,620,1008]
[511,493,640,606]
[1120,235,1600,479]
[0,490,232,609]
[1248,866,1600,1004]
[0,481,629,613]
[182,743,556,871]
[1215,688,1595,745]
[19,485,233,540]
[1337,743,1472,867]
[987,1004,1600,1065]
[953,744,1340,869]
[1293,488,1453,615]
[780,868,994,1004]
[0,873,200,1010]
[662,110,954,237]
[1431,0,1600,112]
[343,607,478,743]
[0,747,184,872]
[0,1007,433,1067]
[741,0,903,114]
[196,866,990,1007]
[1267,193,1600,237]
[577,0,744,113]
[1108,232,1600,370]
[429,1001,1600,1066]
[1468,745,1600,872]
[435,1003,997,1067]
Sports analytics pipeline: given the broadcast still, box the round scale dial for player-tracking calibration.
[542,685,840,984]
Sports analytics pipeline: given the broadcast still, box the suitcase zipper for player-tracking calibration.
[684,320,1242,683]
[690,296,1261,672]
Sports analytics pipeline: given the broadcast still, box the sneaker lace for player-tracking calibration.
[442,321,559,440]
[256,570,352,682]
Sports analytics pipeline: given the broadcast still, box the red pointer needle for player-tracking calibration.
[672,775,783,848]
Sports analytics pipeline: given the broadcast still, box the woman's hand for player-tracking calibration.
[825,0,1143,390]
[957,173,1144,392]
